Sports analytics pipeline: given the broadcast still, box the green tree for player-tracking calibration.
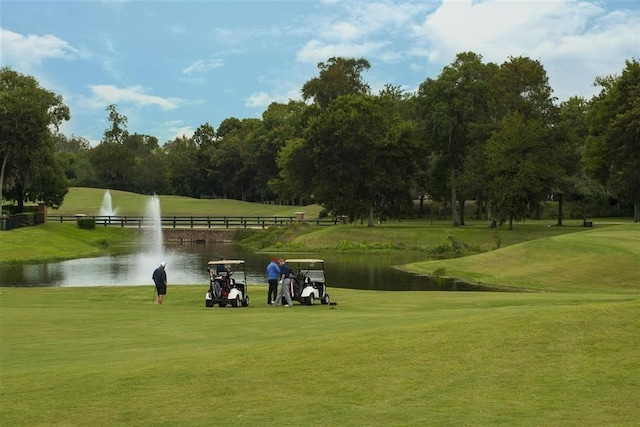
[89,142,136,191]
[301,57,371,109]
[0,67,70,211]
[89,106,143,192]
[585,59,640,221]
[202,118,260,200]
[417,52,495,226]
[53,133,92,186]
[270,137,315,205]
[306,94,418,226]
[247,101,308,203]
[165,136,200,197]
[103,104,129,144]
[485,113,561,229]
[552,97,591,224]
[483,56,560,226]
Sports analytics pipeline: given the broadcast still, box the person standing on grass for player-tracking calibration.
[153,261,168,304]
[273,258,292,307]
[266,257,280,305]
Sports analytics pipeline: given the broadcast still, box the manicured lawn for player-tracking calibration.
[1,286,638,426]
[0,223,137,264]
[50,187,324,218]
[402,223,640,294]
[2,188,639,425]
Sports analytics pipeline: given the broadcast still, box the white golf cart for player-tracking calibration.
[283,259,330,306]
[205,259,250,308]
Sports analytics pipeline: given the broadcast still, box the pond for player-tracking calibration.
[0,242,493,291]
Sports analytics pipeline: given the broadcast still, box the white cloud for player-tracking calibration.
[169,24,187,34]
[413,0,606,62]
[328,22,362,40]
[245,92,272,108]
[409,0,640,101]
[163,120,194,140]
[297,40,389,63]
[0,28,79,69]
[182,58,224,74]
[86,85,183,110]
[169,24,186,34]
[316,1,431,41]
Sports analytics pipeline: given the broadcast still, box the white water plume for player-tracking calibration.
[98,190,118,216]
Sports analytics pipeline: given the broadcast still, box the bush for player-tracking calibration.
[77,218,95,229]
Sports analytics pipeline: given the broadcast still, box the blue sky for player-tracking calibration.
[2,0,638,145]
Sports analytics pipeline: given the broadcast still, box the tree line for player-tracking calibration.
[1,53,638,227]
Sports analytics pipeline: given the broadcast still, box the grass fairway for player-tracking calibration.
[3,188,639,425]
[403,224,640,294]
[1,286,638,426]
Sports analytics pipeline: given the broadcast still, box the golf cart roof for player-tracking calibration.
[208,260,245,265]
[285,259,324,264]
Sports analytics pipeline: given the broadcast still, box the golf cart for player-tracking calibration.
[205,259,250,308]
[282,259,330,306]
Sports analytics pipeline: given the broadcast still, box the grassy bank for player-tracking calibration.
[403,223,640,294]
[1,286,639,426]
[51,187,324,218]
[0,223,137,264]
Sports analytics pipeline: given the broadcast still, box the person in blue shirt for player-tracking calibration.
[273,258,292,307]
[266,257,280,305]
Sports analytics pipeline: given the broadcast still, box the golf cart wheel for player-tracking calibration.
[307,294,315,305]
[321,294,330,305]
[230,296,240,307]
[242,296,250,307]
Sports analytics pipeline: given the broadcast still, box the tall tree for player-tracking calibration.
[301,57,371,109]
[485,113,561,229]
[89,142,136,191]
[483,56,560,226]
[585,59,640,221]
[165,136,200,197]
[103,104,128,144]
[552,97,590,224]
[0,67,70,211]
[53,133,91,186]
[89,106,136,191]
[306,94,418,226]
[417,52,494,226]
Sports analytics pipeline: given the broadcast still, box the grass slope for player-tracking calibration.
[402,224,640,294]
[0,223,137,264]
[1,286,638,426]
[51,187,323,218]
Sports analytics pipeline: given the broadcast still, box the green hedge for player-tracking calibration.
[77,218,96,229]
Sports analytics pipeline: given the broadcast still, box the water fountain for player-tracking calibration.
[143,194,164,257]
[98,190,118,217]
[131,194,167,285]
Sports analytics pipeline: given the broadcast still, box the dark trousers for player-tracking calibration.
[268,279,278,303]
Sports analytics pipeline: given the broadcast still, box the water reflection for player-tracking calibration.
[0,243,491,291]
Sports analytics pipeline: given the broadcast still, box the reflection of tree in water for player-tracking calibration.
[19,263,66,287]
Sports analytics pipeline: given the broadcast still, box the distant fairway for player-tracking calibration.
[51,187,324,218]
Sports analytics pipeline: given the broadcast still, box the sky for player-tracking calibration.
[1,0,639,146]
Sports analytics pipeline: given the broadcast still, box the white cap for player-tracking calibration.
[160,261,167,267]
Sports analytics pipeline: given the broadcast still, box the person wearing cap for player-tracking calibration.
[152,261,168,304]
[266,257,280,305]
